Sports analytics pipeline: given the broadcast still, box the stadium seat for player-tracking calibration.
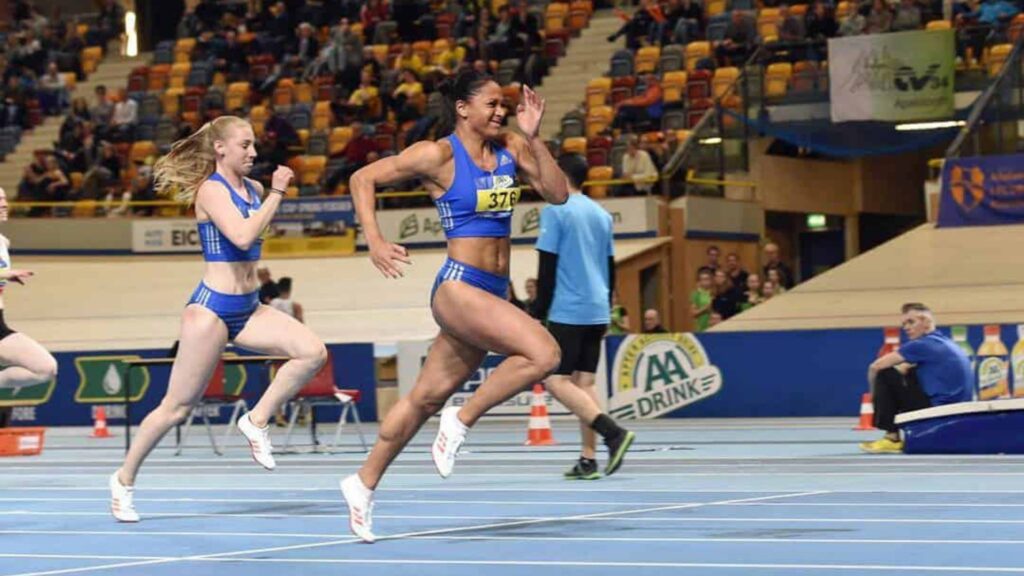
[545,2,569,33]
[161,88,183,118]
[170,62,191,90]
[586,77,611,109]
[685,42,711,71]
[329,126,354,156]
[765,62,793,98]
[610,75,637,104]
[586,165,613,198]
[585,105,613,138]
[300,155,328,186]
[662,70,687,105]
[635,46,661,75]
[562,136,587,155]
[925,19,951,30]
[712,67,740,99]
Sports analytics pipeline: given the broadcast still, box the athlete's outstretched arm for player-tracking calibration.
[350,141,444,278]
[510,85,568,205]
[198,166,293,250]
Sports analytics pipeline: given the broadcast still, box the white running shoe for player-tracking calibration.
[432,406,468,479]
[340,474,376,543]
[109,471,139,523]
[237,413,276,470]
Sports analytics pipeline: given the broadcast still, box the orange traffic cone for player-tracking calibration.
[854,393,875,431]
[91,406,111,438]
[524,383,556,446]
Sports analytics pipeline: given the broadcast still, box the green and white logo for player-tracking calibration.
[610,333,723,419]
[74,355,151,404]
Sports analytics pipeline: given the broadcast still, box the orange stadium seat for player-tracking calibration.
[586,165,613,198]
[562,136,587,155]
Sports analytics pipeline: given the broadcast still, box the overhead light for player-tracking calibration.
[894,120,965,131]
[699,137,722,145]
[125,11,138,57]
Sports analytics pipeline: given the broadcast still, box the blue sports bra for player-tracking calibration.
[433,134,520,239]
[198,172,262,262]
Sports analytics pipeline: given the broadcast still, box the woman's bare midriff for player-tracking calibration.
[201,261,260,294]
[447,237,511,277]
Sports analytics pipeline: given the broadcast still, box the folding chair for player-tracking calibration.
[281,353,369,452]
[175,361,248,455]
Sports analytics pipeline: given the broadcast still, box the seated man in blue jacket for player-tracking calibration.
[862,303,973,453]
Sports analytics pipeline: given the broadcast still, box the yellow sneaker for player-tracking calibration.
[859,438,904,454]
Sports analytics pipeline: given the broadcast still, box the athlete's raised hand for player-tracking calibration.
[516,85,546,139]
[369,240,411,279]
[271,165,295,193]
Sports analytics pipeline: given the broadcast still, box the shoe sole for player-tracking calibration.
[339,479,375,544]
[604,430,635,476]
[565,472,602,480]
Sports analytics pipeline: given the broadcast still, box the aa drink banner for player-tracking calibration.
[829,30,954,123]
[937,153,1024,227]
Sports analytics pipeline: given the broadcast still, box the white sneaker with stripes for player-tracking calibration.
[340,474,376,543]
[109,471,139,523]
[432,406,468,479]
[237,413,276,470]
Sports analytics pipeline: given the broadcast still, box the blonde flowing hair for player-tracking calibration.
[153,115,251,204]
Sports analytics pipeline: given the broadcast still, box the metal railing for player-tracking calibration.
[946,36,1024,159]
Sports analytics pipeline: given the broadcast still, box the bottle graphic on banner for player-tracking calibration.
[1011,325,1024,398]
[977,325,1009,400]
[951,326,976,400]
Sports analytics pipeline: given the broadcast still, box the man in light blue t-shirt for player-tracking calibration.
[532,155,634,480]
[862,302,972,454]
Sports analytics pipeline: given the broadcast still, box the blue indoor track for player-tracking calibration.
[2,418,1024,576]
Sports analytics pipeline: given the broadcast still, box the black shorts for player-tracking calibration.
[0,310,15,341]
[548,321,607,376]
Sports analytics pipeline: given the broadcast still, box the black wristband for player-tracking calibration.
[269,187,286,196]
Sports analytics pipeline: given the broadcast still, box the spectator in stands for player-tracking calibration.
[195,0,224,33]
[612,74,662,132]
[761,279,777,301]
[389,69,424,123]
[68,96,90,123]
[511,0,542,56]
[393,43,424,76]
[18,154,48,216]
[56,121,91,173]
[766,268,788,295]
[434,38,467,75]
[706,245,721,271]
[804,0,838,60]
[642,308,667,333]
[122,168,156,217]
[737,273,764,312]
[326,121,379,189]
[288,22,320,71]
[865,0,894,34]
[40,155,70,212]
[708,311,724,328]
[37,62,66,115]
[61,24,86,80]
[361,0,390,42]
[957,0,1019,63]
[258,267,280,304]
[270,277,305,323]
[345,69,381,120]
[82,141,121,200]
[608,0,658,50]
[95,0,126,49]
[488,5,515,60]
[90,85,114,134]
[839,4,869,36]
[0,81,28,129]
[213,29,249,81]
[712,268,738,320]
[619,137,659,196]
[265,1,293,41]
[715,11,755,66]
[725,252,748,298]
[609,290,630,334]
[454,0,482,38]
[330,17,364,90]
[524,277,538,314]
[666,0,704,45]
[109,92,138,142]
[892,0,924,30]
[762,242,794,289]
[265,110,302,155]
[862,303,972,453]
[690,268,714,332]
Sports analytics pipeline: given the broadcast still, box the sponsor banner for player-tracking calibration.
[397,340,577,418]
[361,196,658,247]
[5,344,377,426]
[607,333,723,419]
[131,220,202,253]
[937,153,1024,227]
[262,229,356,258]
[274,197,356,225]
[829,30,954,122]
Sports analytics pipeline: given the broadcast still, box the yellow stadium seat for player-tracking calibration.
[161,88,183,118]
[329,126,354,155]
[301,155,328,186]
[635,46,661,75]
[72,199,97,217]
[661,70,687,104]
[836,1,853,20]
[294,83,314,104]
[81,46,102,74]
[585,105,613,138]
[712,66,740,99]
[685,42,711,71]
[926,19,951,30]
[129,141,158,164]
[169,62,191,90]
[586,77,611,109]
[764,62,793,97]
[546,3,569,33]
[562,136,587,155]
[62,72,77,91]
[313,101,332,133]
[988,43,1013,76]
[706,0,727,17]
[586,165,613,198]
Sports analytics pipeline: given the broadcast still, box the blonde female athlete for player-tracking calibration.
[341,71,632,542]
[109,116,327,522]
[0,188,58,393]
